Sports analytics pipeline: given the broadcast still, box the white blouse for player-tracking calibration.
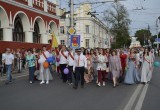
[97,54,107,71]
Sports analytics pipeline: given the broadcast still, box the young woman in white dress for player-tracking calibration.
[141,48,153,84]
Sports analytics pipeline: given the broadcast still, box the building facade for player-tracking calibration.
[0,0,59,53]
[59,3,111,48]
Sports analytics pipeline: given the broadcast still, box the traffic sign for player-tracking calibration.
[68,27,75,35]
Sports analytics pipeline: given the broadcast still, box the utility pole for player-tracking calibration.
[70,0,74,27]
[156,17,160,49]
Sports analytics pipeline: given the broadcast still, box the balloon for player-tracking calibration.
[43,62,49,68]
[47,56,55,63]
[63,68,69,74]
[56,57,60,62]
[153,61,160,67]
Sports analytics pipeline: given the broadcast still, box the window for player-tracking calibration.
[60,26,65,34]
[85,39,89,48]
[0,28,3,40]
[85,25,89,34]
[60,40,65,45]
[13,16,25,42]
[33,21,40,43]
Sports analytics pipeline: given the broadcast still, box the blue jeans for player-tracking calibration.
[29,66,35,82]
[5,64,12,81]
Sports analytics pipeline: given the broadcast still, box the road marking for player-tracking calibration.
[134,84,149,110]
[123,84,143,110]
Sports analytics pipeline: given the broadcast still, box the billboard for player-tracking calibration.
[155,38,160,42]
[70,35,80,48]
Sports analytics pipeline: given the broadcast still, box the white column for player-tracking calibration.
[28,0,33,7]
[3,28,12,41]
[41,33,48,44]
[25,31,33,43]
[44,0,47,12]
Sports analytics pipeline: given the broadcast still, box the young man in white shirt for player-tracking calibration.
[73,49,87,89]
[59,45,68,83]
[67,48,74,85]
[2,48,14,84]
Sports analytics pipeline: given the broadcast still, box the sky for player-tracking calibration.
[57,0,160,36]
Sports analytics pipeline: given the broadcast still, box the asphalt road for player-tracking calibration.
[0,74,138,110]
[141,57,160,110]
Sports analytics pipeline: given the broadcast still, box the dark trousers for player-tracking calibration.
[29,66,35,82]
[74,67,85,87]
[68,66,73,83]
[60,64,67,82]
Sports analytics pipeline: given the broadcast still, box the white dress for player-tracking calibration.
[36,54,53,80]
[141,55,152,83]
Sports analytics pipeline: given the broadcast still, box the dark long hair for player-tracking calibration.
[143,48,149,56]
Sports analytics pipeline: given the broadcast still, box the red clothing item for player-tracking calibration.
[120,54,127,70]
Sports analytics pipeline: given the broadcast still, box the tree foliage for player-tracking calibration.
[104,2,131,49]
[134,29,151,46]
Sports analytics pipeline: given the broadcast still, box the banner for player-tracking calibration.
[51,32,58,48]
[155,38,160,42]
[70,35,80,48]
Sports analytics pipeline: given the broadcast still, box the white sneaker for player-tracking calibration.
[29,81,33,84]
[40,81,45,84]
[103,82,105,86]
[46,81,49,84]
[97,82,101,87]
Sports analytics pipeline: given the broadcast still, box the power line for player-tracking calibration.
[73,0,126,5]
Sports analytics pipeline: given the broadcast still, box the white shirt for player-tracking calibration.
[73,54,87,71]
[59,50,68,64]
[39,51,50,63]
[38,54,46,64]
[4,53,14,65]
[2,53,6,61]
[67,51,74,66]
[97,54,107,70]
[44,51,50,58]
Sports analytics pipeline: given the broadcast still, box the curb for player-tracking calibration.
[0,74,28,84]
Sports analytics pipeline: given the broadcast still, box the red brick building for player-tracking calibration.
[0,0,59,53]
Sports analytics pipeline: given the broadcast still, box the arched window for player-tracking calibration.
[33,21,40,43]
[13,16,25,42]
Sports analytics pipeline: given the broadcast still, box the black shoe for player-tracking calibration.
[5,82,9,85]
[81,85,84,88]
[113,85,116,88]
[73,86,77,89]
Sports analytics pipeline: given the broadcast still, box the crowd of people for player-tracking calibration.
[1,45,155,89]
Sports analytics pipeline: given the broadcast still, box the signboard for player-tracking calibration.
[155,38,160,42]
[68,27,75,35]
[70,35,80,48]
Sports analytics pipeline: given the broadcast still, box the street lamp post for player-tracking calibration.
[93,35,96,48]
[156,16,160,49]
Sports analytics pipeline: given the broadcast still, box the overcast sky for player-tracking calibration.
[59,0,160,36]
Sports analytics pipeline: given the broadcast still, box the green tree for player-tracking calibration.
[134,29,151,46]
[104,2,131,49]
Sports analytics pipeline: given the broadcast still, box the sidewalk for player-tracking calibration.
[0,69,28,82]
